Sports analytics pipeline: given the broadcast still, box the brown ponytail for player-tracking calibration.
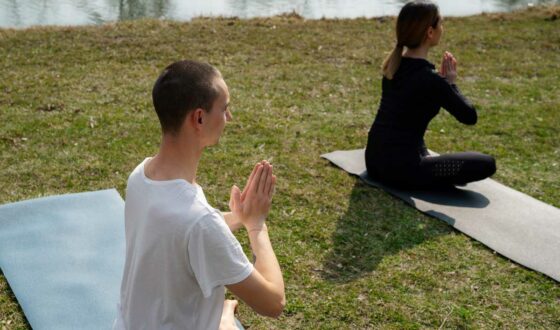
[382,1,440,80]
[382,44,404,80]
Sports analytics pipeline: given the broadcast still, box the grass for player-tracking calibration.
[1,5,560,329]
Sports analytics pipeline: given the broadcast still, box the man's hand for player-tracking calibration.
[226,161,284,318]
[222,212,243,232]
[229,161,276,231]
[439,51,457,84]
[219,300,239,330]
[224,162,261,230]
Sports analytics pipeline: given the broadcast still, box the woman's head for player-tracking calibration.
[396,1,440,49]
[382,1,441,79]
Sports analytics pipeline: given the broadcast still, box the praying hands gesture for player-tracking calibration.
[225,160,285,318]
[229,160,276,232]
[439,51,458,84]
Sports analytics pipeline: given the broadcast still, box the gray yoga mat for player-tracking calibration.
[0,189,125,330]
[322,149,560,282]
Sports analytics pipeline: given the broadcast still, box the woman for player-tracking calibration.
[365,1,496,187]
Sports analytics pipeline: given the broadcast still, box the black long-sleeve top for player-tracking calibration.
[366,57,477,172]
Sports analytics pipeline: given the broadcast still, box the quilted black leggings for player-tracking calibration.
[417,152,496,186]
[366,151,496,187]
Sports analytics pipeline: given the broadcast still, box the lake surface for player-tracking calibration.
[1,0,558,28]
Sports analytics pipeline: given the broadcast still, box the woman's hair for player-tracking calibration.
[382,1,440,80]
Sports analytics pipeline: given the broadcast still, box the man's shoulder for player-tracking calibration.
[189,205,227,234]
[124,160,220,229]
[151,185,219,227]
[126,158,149,185]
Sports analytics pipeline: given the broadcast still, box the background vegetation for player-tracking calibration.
[1,6,559,329]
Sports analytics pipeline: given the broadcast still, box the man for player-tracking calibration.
[114,60,285,329]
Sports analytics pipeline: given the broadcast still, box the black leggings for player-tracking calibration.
[367,151,496,188]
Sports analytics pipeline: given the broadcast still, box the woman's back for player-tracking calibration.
[371,57,448,151]
[365,57,492,187]
[368,56,476,160]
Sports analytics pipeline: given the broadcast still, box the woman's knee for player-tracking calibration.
[479,154,496,176]
[469,153,496,177]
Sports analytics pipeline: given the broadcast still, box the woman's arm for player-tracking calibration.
[436,51,477,125]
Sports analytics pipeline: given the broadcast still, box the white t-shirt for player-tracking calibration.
[114,158,253,330]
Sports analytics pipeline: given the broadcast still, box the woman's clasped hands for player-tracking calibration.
[439,51,458,84]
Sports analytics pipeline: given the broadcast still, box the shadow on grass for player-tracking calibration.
[321,180,454,283]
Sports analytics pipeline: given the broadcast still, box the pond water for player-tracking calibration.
[0,0,558,28]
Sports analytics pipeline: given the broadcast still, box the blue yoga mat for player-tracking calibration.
[0,189,125,330]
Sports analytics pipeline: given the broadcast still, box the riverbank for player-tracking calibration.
[1,6,559,329]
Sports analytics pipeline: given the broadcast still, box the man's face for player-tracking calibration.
[204,77,232,146]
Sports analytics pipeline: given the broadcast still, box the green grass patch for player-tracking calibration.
[1,6,560,329]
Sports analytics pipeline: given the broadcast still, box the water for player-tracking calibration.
[0,0,558,29]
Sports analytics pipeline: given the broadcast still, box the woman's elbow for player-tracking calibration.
[462,112,477,125]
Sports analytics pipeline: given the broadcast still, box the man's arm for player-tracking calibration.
[219,300,239,330]
[221,212,242,232]
[227,224,285,317]
[225,161,285,318]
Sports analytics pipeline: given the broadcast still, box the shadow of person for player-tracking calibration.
[360,171,491,209]
[321,180,454,283]
[400,186,490,209]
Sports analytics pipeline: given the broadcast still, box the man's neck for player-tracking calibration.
[145,134,203,184]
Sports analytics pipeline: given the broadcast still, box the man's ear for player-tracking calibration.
[192,108,205,127]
